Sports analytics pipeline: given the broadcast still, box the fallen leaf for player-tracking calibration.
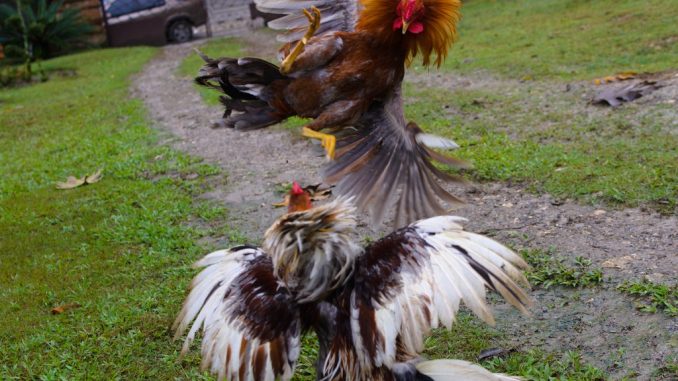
[85,168,103,184]
[478,347,515,361]
[601,255,634,269]
[593,71,637,85]
[56,169,103,189]
[591,80,662,107]
[56,176,86,189]
[51,302,81,315]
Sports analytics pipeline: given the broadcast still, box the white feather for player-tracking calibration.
[417,359,523,381]
[173,247,298,381]
[415,133,460,149]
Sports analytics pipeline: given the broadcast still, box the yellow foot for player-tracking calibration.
[302,126,336,160]
[280,6,321,74]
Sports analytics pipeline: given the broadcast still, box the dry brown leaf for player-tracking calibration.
[85,168,103,184]
[56,176,86,189]
[593,71,638,85]
[56,169,103,189]
[51,302,81,315]
[601,255,634,269]
[592,80,662,107]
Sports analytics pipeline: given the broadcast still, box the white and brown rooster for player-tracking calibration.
[174,183,531,380]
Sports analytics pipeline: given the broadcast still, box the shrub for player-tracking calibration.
[0,0,93,61]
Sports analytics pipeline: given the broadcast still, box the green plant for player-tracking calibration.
[522,248,604,289]
[484,350,606,381]
[617,279,677,316]
[0,64,30,86]
[0,0,92,61]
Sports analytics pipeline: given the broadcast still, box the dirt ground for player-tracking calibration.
[131,36,677,380]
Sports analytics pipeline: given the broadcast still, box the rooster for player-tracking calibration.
[196,0,467,227]
[174,183,532,380]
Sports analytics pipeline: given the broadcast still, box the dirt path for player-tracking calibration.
[132,40,676,380]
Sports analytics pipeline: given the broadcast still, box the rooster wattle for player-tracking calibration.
[174,185,531,380]
[196,0,468,227]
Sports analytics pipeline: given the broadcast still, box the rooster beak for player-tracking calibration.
[402,18,410,34]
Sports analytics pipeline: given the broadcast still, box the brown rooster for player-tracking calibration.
[196,0,468,227]
[174,186,532,380]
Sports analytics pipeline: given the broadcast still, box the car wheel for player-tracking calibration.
[167,20,193,43]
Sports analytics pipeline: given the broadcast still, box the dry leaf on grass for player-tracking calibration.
[591,81,662,107]
[85,168,103,184]
[56,176,86,189]
[56,169,103,189]
[593,71,637,85]
[51,302,81,315]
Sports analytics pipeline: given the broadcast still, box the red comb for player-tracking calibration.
[291,182,304,195]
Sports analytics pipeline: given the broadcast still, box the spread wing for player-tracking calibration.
[254,0,360,43]
[324,88,470,228]
[346,216,532,370]
[173,246,301,381]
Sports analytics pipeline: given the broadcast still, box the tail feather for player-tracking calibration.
[416,360,522,381]
[325,119,468,228]
[194,51,292,130]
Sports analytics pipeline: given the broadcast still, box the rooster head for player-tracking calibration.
[288,181,312,213]
[359,0,462,67]
[393,0,425,34]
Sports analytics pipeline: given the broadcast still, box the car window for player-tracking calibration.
[106,0,166,18]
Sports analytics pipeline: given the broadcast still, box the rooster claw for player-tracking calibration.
[302,6,321,29]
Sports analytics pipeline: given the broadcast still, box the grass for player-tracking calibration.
[521,248,604,289]
[403,84,678,213]
[424,0,678,80]
[617,279,678,317]
[422,313,608,381]
[0,47,242,379]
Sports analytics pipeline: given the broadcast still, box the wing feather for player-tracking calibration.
[255,0,359,43]
[348,217,532,369]
[173,247,301,381]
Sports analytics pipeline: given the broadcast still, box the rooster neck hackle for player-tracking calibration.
[357,0,462,67]
[263,198,362,303]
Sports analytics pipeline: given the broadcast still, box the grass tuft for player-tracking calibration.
[617,279,678,316]
[485,350,607,381]
[522,248,604,289]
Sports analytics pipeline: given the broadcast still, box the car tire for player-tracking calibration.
[167,19,193,43]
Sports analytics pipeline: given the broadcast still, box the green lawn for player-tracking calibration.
[404,83,678,213]
[427,0,678,80]
[0,47,237,379]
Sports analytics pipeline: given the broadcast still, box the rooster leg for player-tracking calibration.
[280,6,321,74]
[302,127,336,160]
